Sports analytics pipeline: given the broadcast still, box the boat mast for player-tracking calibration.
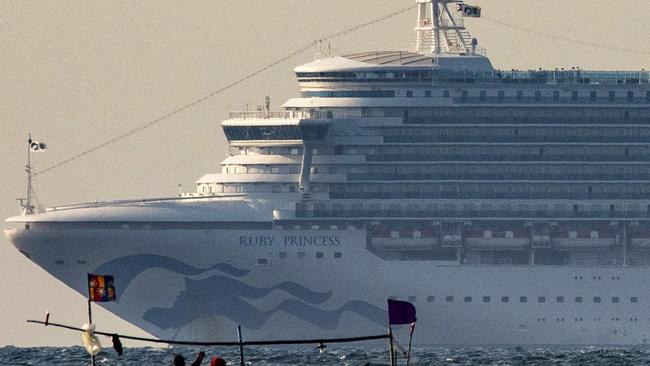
[21,134,36,215]
[414,0,473,55]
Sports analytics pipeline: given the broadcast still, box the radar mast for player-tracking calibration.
[414,0,475,55]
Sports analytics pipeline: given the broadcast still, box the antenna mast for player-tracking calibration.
[21,134,36,215]
[414,0,473,55]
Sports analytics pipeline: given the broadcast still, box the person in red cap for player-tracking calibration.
[209,355,226,366]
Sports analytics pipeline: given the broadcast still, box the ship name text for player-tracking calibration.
[239,235,341,247]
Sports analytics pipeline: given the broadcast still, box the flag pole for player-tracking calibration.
[87,299,96,366]
[237,325,245,366]
[23,133,34,214]
[406,323,415,366]
[388,326,395,366]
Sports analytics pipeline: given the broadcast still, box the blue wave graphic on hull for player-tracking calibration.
[143,276,385,330]
[93,254,250,300]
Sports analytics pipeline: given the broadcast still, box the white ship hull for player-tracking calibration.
[6,220,650,345]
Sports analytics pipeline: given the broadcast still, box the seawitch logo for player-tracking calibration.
[239,235,341,247]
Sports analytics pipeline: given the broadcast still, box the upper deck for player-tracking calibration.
[295,53,649,87]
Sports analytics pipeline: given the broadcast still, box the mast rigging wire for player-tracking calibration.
[482,16,650,56]
[33,5,416,177]
[26,320,389,346]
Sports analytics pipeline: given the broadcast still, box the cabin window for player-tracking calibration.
[627,91,634,102]
[498,90,505,102]
[483,230,492,238]
[505,231,514,239]
[534,90,541,101]
[406,90,413,98]
[445,296,454,302]
[479,90,486,101]
[609,90,615,101]
[553,91,560,102]
[516,90,523,101]
[334,252,342,258]
[501,296,509,303]
[538,296,546,303]
[482,296,491,303]
[519,296,527,303]
[590,231,599,239]
[593,296,602,303]
[443,90,450,98]
[425,90,431,97]
[612,296,620,303]
[408,296,416,302]
[290,148,299,155]
[575,296,583,303]
[391,230,399,238]
[631,296,638,303]
[556,296,565,303]
[571,91,578,102]
[279,252,287,259]
[257,258,268,265]
[590,91,597,102]
[646,91,650,102]
[413,230,422,238]
[297,252,305,259]
[427,296,435,303]
[464,296,473,303]
[569,231,577,239]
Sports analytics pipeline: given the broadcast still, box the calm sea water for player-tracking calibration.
[3,345,650,366]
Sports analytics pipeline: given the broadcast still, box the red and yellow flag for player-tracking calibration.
[87,273,116,302]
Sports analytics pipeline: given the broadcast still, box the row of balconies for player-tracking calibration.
[289,209,650,219]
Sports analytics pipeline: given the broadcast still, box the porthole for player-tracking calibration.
[445,296,454,303]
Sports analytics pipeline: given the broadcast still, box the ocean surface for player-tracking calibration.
[3,345,650,365]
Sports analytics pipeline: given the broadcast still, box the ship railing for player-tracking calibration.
[273,209,650,220]
[416,18,465,29]
[46,194,247,212]
[229,110,332,120]
[454,96,650,104]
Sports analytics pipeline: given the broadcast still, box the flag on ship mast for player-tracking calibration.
[87,273,116,302]
[29,139,47,152]
[457,3,481,17]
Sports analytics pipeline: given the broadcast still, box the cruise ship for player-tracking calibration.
[5,0,650,344]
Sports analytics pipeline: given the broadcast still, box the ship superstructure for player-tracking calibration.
[5,0,650,344]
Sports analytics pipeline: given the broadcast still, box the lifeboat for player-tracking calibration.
[630,224,650,249]
[369,224,440,251]
[551,222,616,249]
[464,224,529,249]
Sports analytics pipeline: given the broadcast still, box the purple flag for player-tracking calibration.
[387,299,417,325]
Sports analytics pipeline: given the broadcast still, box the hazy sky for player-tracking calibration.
[1,0,649,347]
